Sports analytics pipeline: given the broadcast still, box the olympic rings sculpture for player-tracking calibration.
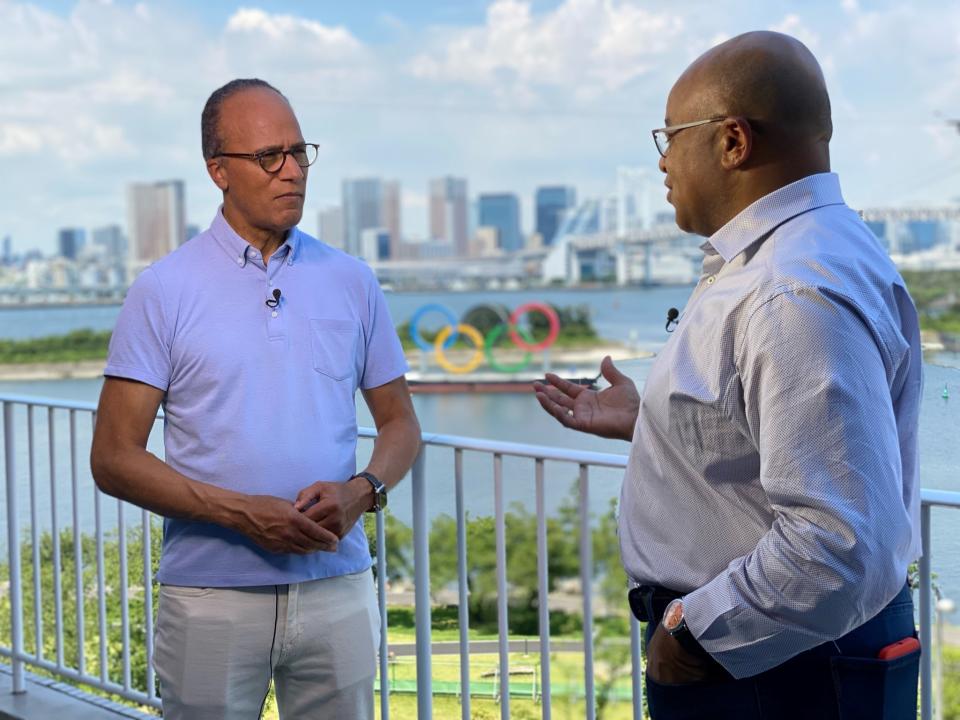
[408,301,561,374]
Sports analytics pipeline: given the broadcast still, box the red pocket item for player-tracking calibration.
[876,636,920,660]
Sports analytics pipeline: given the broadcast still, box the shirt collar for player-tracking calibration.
[706,172,846,263]
[210,206,301,268]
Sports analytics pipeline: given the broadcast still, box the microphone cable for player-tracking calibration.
[257,586,280,719]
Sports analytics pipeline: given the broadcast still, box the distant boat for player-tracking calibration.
[944,383,950,400]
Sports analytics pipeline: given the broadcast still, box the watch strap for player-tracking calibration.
[663,599,705,657]
[353,471,387,512]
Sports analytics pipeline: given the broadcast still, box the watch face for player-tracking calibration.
[663,600,684,631]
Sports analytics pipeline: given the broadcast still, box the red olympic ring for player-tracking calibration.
[508,302,560,352]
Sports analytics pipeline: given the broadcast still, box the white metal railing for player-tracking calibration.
[1,392,959,720]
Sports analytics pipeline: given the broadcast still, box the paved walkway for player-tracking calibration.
[0,665,155,720]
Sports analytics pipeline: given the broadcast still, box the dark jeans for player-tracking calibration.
[642,583,919,720]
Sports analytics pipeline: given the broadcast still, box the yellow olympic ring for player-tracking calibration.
[434,324,485,374]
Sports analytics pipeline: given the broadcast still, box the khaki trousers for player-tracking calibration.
[154,570,380,719]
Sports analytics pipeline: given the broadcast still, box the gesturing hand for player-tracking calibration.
[294,478,372,539]
[533,355,640,441]
[238,495,339,554]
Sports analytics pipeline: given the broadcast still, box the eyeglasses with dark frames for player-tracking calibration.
[214,143,320,173]
[651,117,726,157]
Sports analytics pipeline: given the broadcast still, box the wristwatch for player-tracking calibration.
[662,598,702,656]
[353,471,388,512]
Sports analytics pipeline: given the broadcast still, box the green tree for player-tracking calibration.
[364,511,414,583]
[0,520,162,709]
[594,497,628,612]
[425,483,618,635]
[0,329,113,364]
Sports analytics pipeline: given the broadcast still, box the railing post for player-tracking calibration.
[535,458,552,720]
[920,503,932,720]
[631,614,643,720]
[494,454,510,720]
[376,508,389,720]
[411,447,432,720]
[455,449,471,720]
[4,402,25,693]
[579,465,595,720]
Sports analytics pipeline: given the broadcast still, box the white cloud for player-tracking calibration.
[0,118,134,162]
[221,7,375,97]
[2,0,959,254]
[769,14,820,51]
[226,8,364,56]
[0,123,45,156]
[408,0,684,100]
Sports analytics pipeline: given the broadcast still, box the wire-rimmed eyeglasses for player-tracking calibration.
[214,143,319,173]
[651,118,726,157]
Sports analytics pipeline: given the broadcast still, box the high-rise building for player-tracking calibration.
[904,220,944,253]
[478,193,522,252]
[381,181,401,261]
[341,178,401,258]
[535,186,576,246]
[127,180,186,271]
[360,227,391,262]
[318,206,345,251]
[1,235,11,264]
[58,228,84,260]
[92,225,126,263]
[429,176,468,256]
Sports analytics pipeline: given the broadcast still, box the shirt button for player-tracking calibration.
[271,311,278,318]
[706,276,716,285]
[236,257,243,265]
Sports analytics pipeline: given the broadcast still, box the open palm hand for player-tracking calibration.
[533,356,640,441]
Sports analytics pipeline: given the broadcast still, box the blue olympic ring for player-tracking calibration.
[409,303,460,351]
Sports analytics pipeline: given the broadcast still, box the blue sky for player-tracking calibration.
[32,0,547,40]
[3,0,959,254]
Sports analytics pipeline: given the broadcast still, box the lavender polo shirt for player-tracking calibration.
[105,209,409,587]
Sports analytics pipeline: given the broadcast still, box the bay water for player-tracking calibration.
[1,287,958,602]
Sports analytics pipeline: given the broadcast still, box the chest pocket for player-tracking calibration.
[309,319,359,381]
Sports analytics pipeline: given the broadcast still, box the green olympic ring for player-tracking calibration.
[484,323,535,373]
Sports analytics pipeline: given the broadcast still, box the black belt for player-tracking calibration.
[628,584,684,624]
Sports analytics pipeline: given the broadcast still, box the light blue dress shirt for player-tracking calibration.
[105,209,409,587]
[618,173,922,678]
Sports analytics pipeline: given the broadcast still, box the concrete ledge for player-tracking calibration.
[0,665,156,720]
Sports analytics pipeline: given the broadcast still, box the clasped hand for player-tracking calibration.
[238,479,370,556]
[294,478,370,538]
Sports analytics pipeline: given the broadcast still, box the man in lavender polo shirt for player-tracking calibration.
[91,79,420,719]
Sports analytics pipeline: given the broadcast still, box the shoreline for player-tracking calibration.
[0,344,652,383]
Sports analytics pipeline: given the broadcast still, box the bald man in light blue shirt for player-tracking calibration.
[536,32,921,720]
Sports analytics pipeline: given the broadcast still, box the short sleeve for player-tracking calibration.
[358,272,408,389]
[104,268,173,391]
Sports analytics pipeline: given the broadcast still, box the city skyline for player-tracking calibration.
[8,172,595,260]
[2,0,960,255]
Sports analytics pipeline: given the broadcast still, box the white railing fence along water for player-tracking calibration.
[1,393,958,720]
